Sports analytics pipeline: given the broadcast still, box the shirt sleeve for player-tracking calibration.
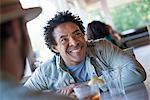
[98,39,146,87]
[24,67,48,91]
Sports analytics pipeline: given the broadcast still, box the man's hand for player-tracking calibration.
[56,84,76,96]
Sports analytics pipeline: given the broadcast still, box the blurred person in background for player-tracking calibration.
[24,11,146,96]
[0,0,74,100]
[86,20,127,49]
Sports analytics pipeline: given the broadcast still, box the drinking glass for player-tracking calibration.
[102,67,125,97]
[74,84,100,100]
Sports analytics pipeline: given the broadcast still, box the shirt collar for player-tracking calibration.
[55,54,67,71]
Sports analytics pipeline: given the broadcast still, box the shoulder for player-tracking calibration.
[86,38,121,59]
[87,39,114,50]
[36,55,58,76]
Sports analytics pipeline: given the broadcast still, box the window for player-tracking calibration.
[20,0,57,64]
[108,0,150,32]
[87,0,149,33]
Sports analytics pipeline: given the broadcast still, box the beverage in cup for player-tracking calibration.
[74,84,100,100]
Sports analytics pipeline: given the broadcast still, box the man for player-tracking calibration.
[0,1,74,100]
[24,11,146,95]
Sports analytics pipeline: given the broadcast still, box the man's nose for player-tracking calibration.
[69,37,78,46]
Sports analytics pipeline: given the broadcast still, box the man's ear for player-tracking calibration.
[51,45,60,53]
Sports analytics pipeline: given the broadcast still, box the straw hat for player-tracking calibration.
[0,0,42,24]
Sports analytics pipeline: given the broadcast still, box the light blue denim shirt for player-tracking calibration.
[0,73,73,100]
[24,39,146,91]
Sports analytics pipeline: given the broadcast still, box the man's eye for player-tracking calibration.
[61,38,68,44]
[75,32,82,37]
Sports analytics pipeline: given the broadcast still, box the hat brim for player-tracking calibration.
[24,7,42,22]
[1,6,42,23]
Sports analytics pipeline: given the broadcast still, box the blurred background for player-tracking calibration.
[19,0,150,87]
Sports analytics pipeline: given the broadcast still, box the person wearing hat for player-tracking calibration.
[0,0,75,100]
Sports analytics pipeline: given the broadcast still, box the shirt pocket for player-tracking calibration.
[46,77,58,89]
[47,76,68,89]
[56,79,69,89]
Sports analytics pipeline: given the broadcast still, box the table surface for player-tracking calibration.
[101,83,150,100]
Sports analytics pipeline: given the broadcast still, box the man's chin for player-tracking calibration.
[72,56,85,62]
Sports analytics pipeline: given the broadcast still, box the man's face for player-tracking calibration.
[11,18,28,79]
[20,18,29,78]
[52,22,86,66]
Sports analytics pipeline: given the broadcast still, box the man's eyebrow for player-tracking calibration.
[60,35,68,39]
[72,29,80,34]
[59,29,80,39]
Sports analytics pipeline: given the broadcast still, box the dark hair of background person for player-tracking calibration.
[86,20,127,49]
[86,21,110,40]
[44,11,85,53]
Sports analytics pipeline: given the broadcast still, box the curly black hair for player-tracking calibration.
[44,11,85,53]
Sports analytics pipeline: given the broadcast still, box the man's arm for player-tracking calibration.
[98,39,146,87]
[24,67,49,91]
